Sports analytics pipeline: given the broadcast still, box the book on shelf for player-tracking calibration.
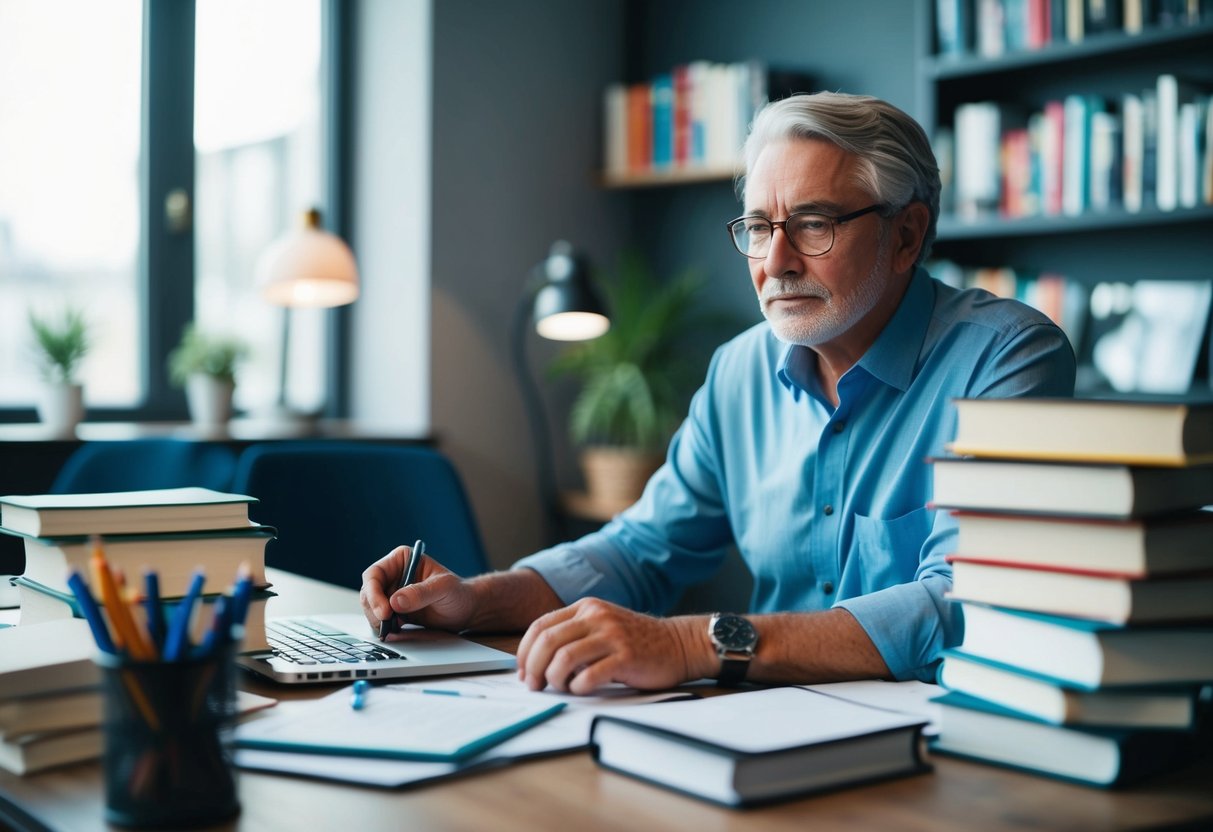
[938,650,1204,730]
[929,691,1201,788]
[957,603,1213,688]
[950,509,1213,574]
[12,576,274,653]
[3,525,274,598]
[0,487,257,537]
[948,556,1213,624]
[589,687,929,808]
[931,456,1213,518]
[947,397,1213,466]
[0,617,100,700]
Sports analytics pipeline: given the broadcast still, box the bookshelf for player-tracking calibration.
[918,1,1213,394]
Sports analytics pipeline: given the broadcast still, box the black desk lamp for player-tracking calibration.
[512,241,610,546]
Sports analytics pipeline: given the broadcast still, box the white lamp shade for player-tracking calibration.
[255,217,359,308]
[535,310,610,341]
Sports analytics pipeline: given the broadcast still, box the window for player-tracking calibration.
[0,0,341,421]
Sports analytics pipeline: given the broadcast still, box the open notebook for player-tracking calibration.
[236,613,515,685]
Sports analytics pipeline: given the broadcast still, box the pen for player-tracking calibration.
[193,595,229,659]
[143,570,165,657]
[164,569,206,662]
[379,539,425,641]
[66,570,116,654]
[419,689,487,699]
[350,679,370,710]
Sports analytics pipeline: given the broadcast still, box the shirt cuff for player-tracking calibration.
[835,576,959,681]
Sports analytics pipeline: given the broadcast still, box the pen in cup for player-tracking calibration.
[379,539,425,641]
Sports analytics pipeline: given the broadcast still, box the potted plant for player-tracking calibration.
[28,306,90,435]
[168,324,249,427]
[548,252,733,516]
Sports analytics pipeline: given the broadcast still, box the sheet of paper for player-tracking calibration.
[799,680,943,736]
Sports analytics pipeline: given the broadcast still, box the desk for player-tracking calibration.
[1,570,1211,832]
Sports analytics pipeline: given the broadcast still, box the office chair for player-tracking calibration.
[230,442,490,589]
[51,438,239,494]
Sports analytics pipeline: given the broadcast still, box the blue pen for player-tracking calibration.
[164,569,205,662]
[143,571,166,655]
[228,569,254,635]
[66,570,116,654]
[350,679,370,710]
[193,595,229,659]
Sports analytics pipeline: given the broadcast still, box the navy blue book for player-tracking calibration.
[930,691,1202,788]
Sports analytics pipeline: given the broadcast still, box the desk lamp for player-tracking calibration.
[513,241,610,545]
[254,208,359,422]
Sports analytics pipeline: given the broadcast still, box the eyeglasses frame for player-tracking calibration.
[725,203,888,259]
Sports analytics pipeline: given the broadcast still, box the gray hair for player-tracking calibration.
[741,91,940,263]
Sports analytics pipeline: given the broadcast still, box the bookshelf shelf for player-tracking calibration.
[937,204,1213,241]
[599,164,738,190]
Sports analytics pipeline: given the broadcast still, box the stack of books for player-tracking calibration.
[928,398,1213,787]
[0,488,277,775]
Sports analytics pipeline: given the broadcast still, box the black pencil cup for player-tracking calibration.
[96,649,240,829]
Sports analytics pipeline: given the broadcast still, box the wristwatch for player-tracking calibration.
[708,612,758,687]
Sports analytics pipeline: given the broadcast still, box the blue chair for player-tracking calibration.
[230,442,490,589]
[51,439,238,494]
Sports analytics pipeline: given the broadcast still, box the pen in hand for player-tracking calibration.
[379,539,425,641]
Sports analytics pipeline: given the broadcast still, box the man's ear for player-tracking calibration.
[891,202,930,273]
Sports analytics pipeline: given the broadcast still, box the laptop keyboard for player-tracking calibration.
[266,618,402,665]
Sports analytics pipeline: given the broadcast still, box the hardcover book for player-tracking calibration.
[947,557,1213,624]
[947,398,1213,466]
[0,488,257,537]
[955,603,1213,688]
[931,457,1213,518]
[590,688,929,808]
[929,691,1200,788]
[938,650,1201,729]
[950,509,1213,575]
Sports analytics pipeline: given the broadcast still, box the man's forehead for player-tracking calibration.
[743,140,861,213]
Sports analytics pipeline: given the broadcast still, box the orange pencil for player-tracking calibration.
[90,537,155,661]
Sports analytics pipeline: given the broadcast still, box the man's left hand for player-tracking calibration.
[515,598,711,694]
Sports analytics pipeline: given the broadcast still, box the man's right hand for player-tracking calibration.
[359,545,479,635]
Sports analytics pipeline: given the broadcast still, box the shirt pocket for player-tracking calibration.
[850,506,934,594]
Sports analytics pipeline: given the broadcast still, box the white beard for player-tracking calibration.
[760,233,890,348]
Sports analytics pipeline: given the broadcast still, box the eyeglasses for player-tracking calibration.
[726,204,887,259]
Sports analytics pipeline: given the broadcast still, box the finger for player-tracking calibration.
[387,564,457,614]
[566,654,624,696]
[515,605,579,681]
[542,634,613,694]
[360,545,409,620]
[520,616,594,691]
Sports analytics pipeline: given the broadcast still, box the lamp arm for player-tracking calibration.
[511,289,566,549]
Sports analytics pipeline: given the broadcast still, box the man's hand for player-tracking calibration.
[515,598,715,695]
[359,545,477,634]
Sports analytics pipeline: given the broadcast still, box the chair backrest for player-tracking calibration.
[230,442,489,589]
[51,439,238,494]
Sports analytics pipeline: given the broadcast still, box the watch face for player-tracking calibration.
[712,614,757,651]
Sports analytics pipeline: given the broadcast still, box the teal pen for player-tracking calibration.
[143,571,166,654]
[420,689,487,699]
[164,570,205,661]
[350,679,370,710]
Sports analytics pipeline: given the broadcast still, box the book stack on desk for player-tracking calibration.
[928,398,1213,788]
[0,488,276,652]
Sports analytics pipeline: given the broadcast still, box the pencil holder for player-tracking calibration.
[96,648,240,829]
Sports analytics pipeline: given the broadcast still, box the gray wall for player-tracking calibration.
[352,0,920,571]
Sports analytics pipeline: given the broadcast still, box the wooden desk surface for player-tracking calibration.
[2,570,1211,832]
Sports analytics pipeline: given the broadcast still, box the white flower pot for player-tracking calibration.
[186,375,235,426]
[38,382,84,436]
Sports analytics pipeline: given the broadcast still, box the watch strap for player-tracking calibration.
[716,654,750,687]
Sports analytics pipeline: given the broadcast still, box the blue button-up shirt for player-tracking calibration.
[515,267,1076,681]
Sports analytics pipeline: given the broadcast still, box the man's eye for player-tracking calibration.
[744,220,771,236]
[791,216,829,233]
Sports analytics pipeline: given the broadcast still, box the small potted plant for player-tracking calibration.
[547,252,735,516]
[28,306,90,435]
[168,324,249,428]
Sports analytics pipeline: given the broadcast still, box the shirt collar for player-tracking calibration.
[775,265,932,395]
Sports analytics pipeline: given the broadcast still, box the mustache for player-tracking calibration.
[761,279,832,303]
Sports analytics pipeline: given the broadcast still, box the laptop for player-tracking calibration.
[236,613,516,685]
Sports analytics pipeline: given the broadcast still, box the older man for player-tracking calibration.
[361,91,1076,692]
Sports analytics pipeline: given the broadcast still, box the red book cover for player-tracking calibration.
[672,65,691,168]
[626,83,652,171]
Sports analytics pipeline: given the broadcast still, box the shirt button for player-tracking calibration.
[833,421,845,433]
[823,505,834,516]
[822,581,834,594]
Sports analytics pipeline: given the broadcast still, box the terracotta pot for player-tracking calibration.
[578,446,663,517]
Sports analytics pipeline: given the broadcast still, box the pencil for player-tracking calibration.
[91,538,155,661]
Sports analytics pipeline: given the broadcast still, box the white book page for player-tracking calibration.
[799,680,943,736]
